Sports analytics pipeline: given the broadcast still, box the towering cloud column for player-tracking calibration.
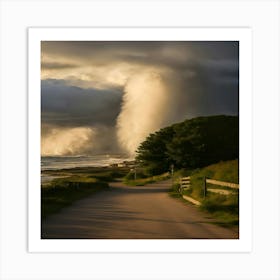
[116,71,173,156]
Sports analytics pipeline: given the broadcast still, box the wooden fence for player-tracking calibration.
[179,176,190,193]
[204,177,239,197]
[179,176,239,198]
[206,178,239,189]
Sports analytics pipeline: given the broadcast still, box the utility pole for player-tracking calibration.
[171,164,174,184]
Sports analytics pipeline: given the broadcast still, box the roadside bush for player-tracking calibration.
[201,193,239,214]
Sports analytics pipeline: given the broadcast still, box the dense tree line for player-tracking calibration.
[136,115,239,175]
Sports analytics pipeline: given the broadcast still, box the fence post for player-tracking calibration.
[203,177,207,198]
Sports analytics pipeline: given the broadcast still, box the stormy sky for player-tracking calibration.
[41,41,239,156]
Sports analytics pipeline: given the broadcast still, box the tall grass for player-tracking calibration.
[172,159,238,199]
[171,159,239,227]
[41,167,130,219]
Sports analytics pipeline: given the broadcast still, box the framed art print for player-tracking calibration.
[28,27,252,253]
[1,0,280,279]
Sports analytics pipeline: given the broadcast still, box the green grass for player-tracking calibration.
[172,159,238,199]
[168,184,182,198]
[123,172,171,186]
[41,167,128,219]
[206,211,239,227]
[41,176,109,219]
[170,159,239,227]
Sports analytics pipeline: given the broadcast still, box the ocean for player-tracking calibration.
[41,154,133,184]
[41,154,133,171]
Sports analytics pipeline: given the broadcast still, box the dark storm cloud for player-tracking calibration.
[41,79,122,127]
[180,74,239,117]
[41,41,239,125]
[41,41,239,69]
[161,65,238,120]
[119,42,239,73]
[41,41,239,155]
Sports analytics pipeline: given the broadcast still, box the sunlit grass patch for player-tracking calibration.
[170,159,239,227]
[123,172,170,186]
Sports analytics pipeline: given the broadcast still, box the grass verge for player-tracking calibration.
[123,172,170,186]
[170,160,239,228]
[41,176,109,219]
[41,167,129,219]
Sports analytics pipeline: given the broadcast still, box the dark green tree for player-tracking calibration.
[136,126,174,175]
[136,115,239,175]
[167,115,239,169]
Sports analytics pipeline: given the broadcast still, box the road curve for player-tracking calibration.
[41,180,238,239]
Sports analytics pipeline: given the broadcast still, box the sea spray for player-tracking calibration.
[41,127,95,156]
[116,71,176,156]
[41,125,120,156]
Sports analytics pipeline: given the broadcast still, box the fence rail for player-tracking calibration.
[205,178,239,196]
[206,178,239,189]
[179,176,190,193]
[178,176,239,202]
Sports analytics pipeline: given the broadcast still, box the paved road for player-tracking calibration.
[41,180,238,239]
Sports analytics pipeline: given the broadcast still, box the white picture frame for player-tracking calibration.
[29,27,252,253]
[1,1,279,279]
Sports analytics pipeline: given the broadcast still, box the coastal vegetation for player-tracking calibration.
[169,159,239,227]
[136,115,238,175]
[134,115,239,227]
[41,167,129,219]
[123,171,170,186]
